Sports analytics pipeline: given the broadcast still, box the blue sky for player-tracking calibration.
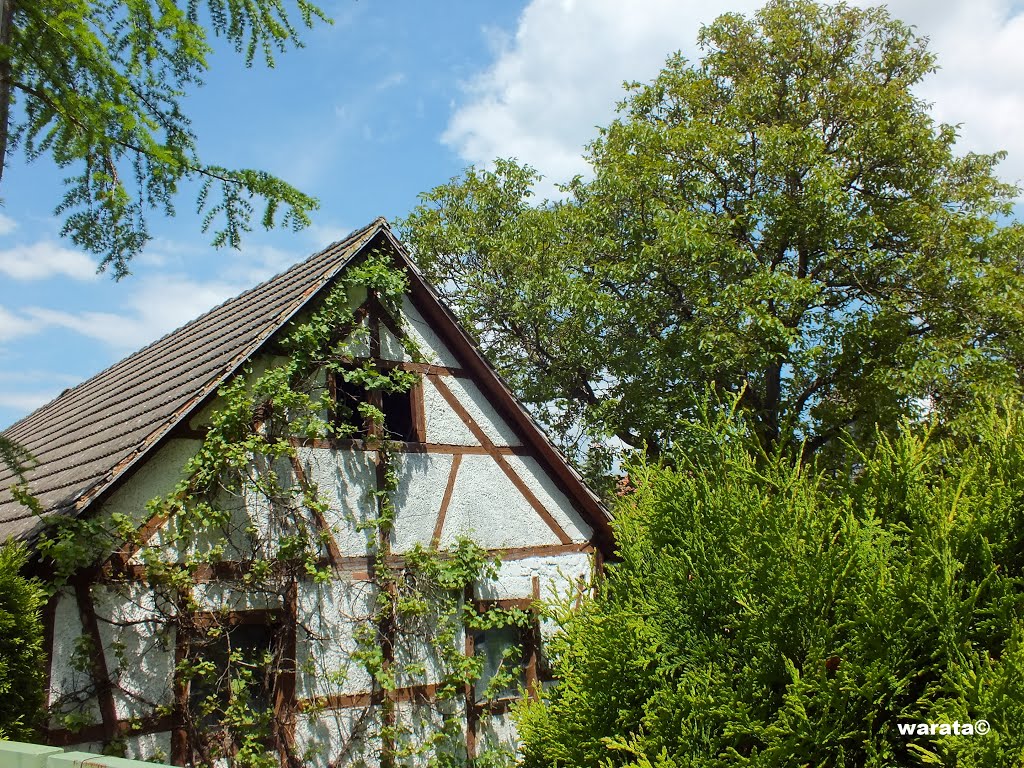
[2,0,1024,429]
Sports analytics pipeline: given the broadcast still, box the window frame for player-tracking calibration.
[327,363,425,444]
[173,609,290,764]
[467,596,543,712]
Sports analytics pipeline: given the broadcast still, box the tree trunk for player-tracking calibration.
[0,0,15,187]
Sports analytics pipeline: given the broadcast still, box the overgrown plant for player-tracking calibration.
[0,541,45,741]
[516,401,1024,767]
[36,253,526,767]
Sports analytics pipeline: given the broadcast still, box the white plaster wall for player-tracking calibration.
[138,449,332,566]
[294,706,381,768]
[341,315,371,358]
[422,377,479,446]
[131,448,291,566]
[478,713,519,761]
[189,582,279,613]
[187,354,288,430]
[124,731,172,763]
[395,700,465,768]
[105,438,202,538]
[299,447,378,557]
[441,377,522,447]
[142,485,289,567]
[505,455,593,543]
[295,701,472,768]
[478,553,593,603]
[380,326,405,362]
[47,589,103,728]
[92,583,176,721]
[437,456,562,549]
[399,298,460,367]
[389,453,454,553]
[296,579,376,700]
[392,612,466,691]
[240,454,334,562]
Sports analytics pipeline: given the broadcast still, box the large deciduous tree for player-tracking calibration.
[0,0,327,278]
[400,0,1024,464]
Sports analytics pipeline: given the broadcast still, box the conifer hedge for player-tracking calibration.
[517,409,1024,767]
[0,542,45,740]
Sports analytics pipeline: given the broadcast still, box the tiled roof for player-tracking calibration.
[0,219,386,542]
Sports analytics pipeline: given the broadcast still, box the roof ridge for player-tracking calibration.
[1,216,612,558]
[2,222,378,439]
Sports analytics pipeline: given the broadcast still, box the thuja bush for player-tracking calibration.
[516,407,1024,767]
[0,542,45,740]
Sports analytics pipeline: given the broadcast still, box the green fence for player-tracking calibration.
[0,741,171,768]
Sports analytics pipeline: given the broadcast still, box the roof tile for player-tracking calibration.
[0,220,384,540]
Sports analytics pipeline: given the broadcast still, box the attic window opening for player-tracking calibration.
[332,367,423,442]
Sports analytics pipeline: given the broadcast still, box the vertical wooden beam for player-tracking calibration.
[524,576,541,700]
[374,442,398,768]
[409,378,426,443]
[369,296,398,765]
[367,301,385,441]
[463,584,477,762]
[39,591,58,740]
[170,625,190,767]
[170,582,198,767]
[369,299,382,360]
[41,592,57,705]
[275,580,300,768]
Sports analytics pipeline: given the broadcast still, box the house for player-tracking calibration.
[0,218,614,767]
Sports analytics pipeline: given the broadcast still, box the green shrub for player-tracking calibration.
[517,410,1024,767]
[0,542,45,740]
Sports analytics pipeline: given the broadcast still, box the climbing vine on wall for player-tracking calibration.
[35,252,530,767]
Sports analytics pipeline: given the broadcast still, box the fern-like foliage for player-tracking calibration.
[1,0,326,277]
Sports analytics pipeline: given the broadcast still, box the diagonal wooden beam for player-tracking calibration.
[288,454,344,570]
[431,454,462,549]
[428,375,572,545]
[73,579,120,742]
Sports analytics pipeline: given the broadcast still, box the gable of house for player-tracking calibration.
[7,218,612,766]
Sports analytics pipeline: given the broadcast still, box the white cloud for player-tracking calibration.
[0,306,37,341]
[6,274,240,351]
[132,276,243,336]
[878,0,1024,188]
[446,0,1024,195]
[0,232,309,355]
[305,221,356,247]
[374,72,407,91]
[443,0,761,195]
[0,390,60,414]
[0,241,99,281]
[228,243,305,285]
[0,213,16,236]
[24,307,152,350]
